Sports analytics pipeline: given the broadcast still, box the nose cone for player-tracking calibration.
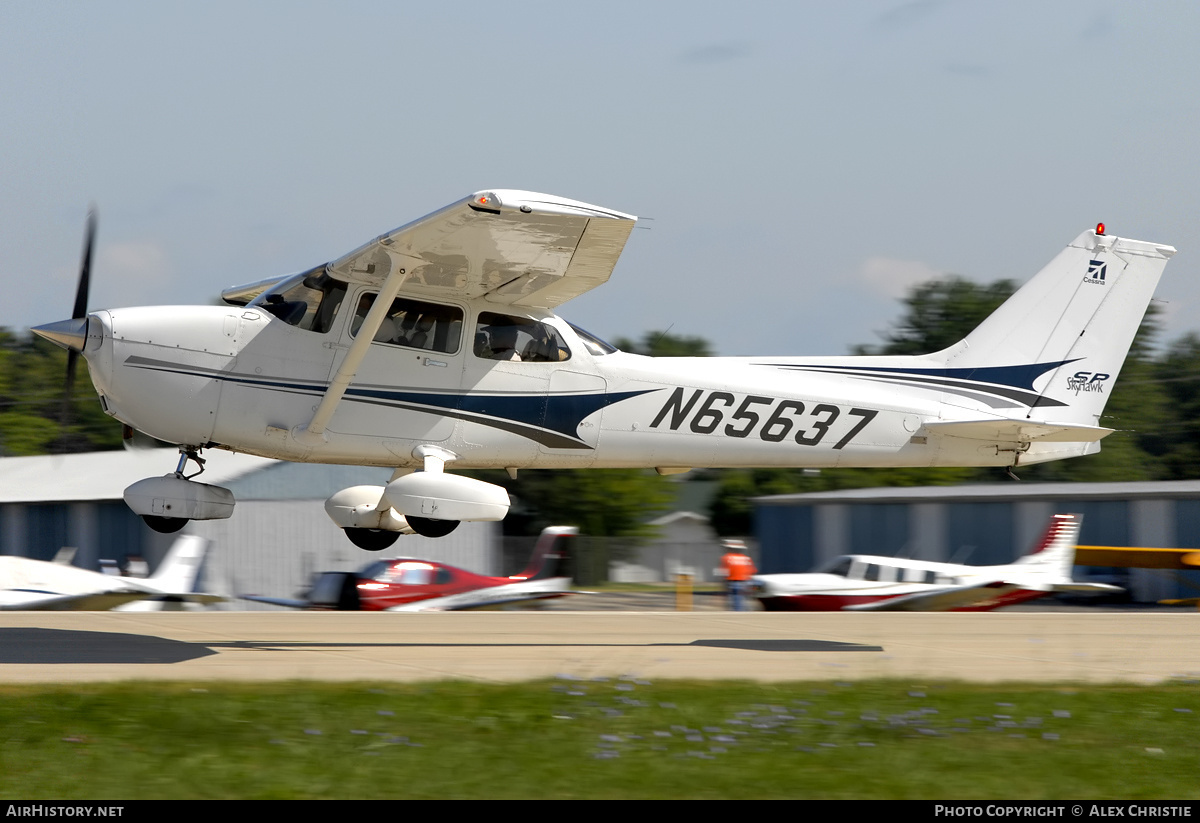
[32,317,88,352]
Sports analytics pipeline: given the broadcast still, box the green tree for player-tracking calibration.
[470,468,676,538]
[614,330,713,357]
[854,276,1015,355]
[0,332,122,455]
[1142,333,1200,479]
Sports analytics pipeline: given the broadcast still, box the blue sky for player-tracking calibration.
[3,1,1197,356]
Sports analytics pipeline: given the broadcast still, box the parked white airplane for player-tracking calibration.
[0,535,223,611]
[32,193,1175,549]
[751,513,1121,611]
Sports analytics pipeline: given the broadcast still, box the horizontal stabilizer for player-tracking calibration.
[153,592,225,604]
[1044,582,1123,594]
[924,420,1113,443]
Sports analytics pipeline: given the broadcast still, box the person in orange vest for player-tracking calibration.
[719,539,756,611]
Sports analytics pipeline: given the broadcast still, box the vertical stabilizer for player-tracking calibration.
[947,230,1174,425]
[1013,513,1081,580]
[514,526,577,581]
[146,535,210,594]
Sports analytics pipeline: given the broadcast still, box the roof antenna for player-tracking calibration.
[650,324,675,352]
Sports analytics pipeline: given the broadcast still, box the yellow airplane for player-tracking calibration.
[1074,545,1200,607]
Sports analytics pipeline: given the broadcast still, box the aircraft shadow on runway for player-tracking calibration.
[0,630,882,665]
[687,639,883,652]
[0,628,217,665]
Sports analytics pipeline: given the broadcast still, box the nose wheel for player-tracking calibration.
[125,446,236,531]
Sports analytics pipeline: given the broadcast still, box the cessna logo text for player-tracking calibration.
[1066,371,1109,394]
[1084,259,1108,284]
[650,388,878,449]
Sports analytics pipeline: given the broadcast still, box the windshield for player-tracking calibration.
[250,268,347,334]
[568,323,618,356]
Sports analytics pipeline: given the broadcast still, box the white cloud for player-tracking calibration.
[94,242,175,307]
[854,256,945,300]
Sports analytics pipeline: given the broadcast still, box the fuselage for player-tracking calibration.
[752,554,1055,613]
[77,286,1091,473]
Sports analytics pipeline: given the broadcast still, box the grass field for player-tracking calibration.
[2,678,1198,799]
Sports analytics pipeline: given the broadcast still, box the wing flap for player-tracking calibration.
[1075,546,1200,569]
[328,190,636,309]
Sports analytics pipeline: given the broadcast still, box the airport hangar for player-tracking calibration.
[0,449,494,609]
[753,481,1200,604]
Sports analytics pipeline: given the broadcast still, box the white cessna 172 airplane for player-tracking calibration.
[751,513,1119,611]
[32,191,1175,550]
[0,535,222,611]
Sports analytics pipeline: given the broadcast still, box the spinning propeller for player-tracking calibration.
[31,210,95,452]
[32,212,167,451]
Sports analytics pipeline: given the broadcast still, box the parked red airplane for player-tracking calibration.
[242,526,577,611]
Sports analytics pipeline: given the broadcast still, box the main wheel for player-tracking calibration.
[142,515,188,534]
[406,517,460,538]
[344,528,401,551]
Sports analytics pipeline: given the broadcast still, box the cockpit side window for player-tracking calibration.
[350,293,463,354]
[252,269,347,333]
[474,312,571,363]
[386,562,435,586]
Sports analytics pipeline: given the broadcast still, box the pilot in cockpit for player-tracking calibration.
[485,319,522,361]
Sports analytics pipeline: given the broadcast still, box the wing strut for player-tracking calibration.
[294,264,412,446]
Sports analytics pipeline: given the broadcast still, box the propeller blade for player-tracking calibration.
[54,209,96,452]
[73,209,95,320]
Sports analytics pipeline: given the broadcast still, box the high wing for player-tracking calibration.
[1075,546,1200,570]
[221,190,636,309]
[327,190,636,308]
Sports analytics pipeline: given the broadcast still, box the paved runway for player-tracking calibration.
[1,611,1198,685]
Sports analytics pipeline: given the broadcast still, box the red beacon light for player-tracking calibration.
[1096,222,1106,236]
